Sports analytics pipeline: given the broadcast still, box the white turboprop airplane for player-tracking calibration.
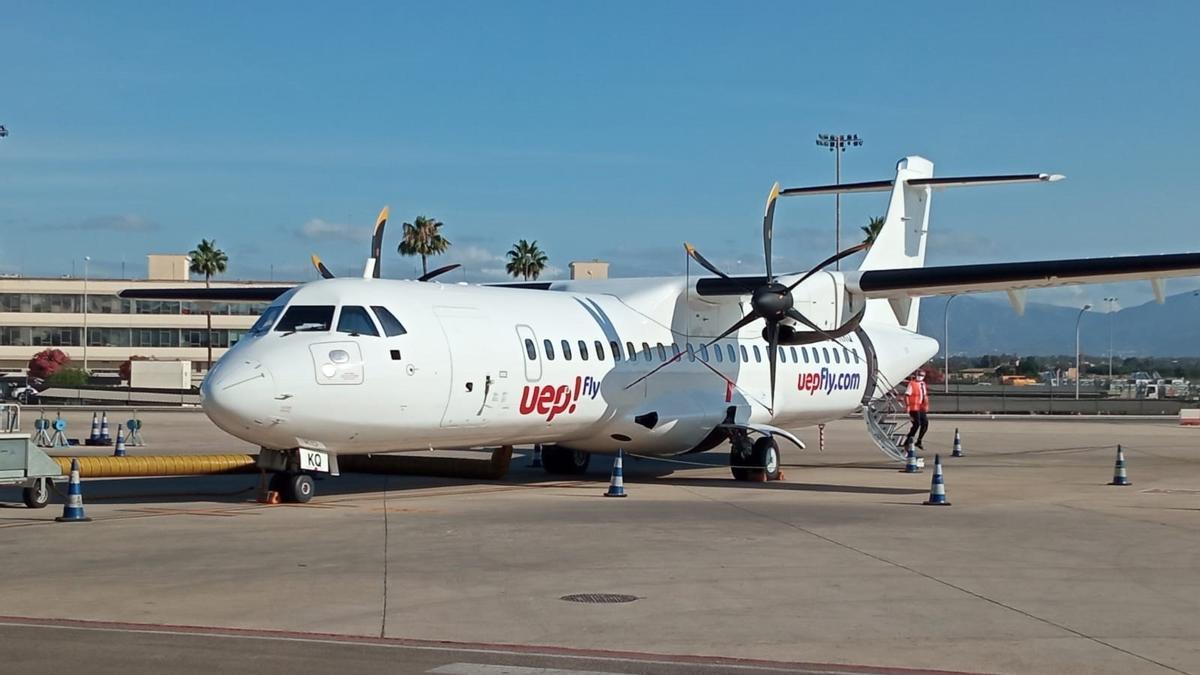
[123,156,1200,502]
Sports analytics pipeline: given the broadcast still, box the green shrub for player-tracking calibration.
[46,368,90,388]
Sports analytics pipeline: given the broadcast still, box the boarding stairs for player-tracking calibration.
[863,375,911,462]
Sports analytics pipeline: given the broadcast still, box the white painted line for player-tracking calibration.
[429,664,624,675]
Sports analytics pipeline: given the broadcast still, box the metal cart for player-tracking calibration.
[0,433,66,508]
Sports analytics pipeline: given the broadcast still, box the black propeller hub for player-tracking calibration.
[752,282,793,322]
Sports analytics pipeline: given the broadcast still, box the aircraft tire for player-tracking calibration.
[750,436,782,481]
[283,474,315,503]
[542,445,591,475]
[729,444,752,481]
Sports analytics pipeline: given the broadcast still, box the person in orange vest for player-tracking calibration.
[903,369,930,450]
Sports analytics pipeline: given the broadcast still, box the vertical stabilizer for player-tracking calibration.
[860,156,934,331]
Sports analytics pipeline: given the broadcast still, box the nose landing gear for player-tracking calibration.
[258,447,331,503]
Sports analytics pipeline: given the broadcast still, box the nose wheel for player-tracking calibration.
[268,472,315,503]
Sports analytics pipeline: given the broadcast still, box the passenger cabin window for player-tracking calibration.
[844,348,852,363]
[610,340,622,361]
[337,306,380,337]
[740,345,749,362]
[627,342,637,362]
[833,349,841,364]
[752,345,762,363]
[249,306,283,335]
[595,340,606,361]
[670,344,680,361]
[578,340,589,360]
[642,342,652,362]
[275,305,334,333]
[778,346,787,363]
[524,338,537,360]
[657,343,668,361]
[371,306,407,337]
[561,340,573,360]
[802,347,810,363]
[685,343,695,362]
[727,344,736,363]
[544,339,556,360]
[822,347,831,363]
[790,347,798,363]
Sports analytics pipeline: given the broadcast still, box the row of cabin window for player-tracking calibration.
[523,338,861,366]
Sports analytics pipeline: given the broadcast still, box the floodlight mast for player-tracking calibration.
[814,133,863,269]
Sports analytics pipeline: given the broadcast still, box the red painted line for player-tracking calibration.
[0,614,986,675]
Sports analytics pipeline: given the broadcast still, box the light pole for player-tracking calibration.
[815,133,863,269]
[82,256,91,372]
[943,294,958,394]
[1104,296,1118,380]
[1075,304,1091,400]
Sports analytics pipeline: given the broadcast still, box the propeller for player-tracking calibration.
[307,206,460,283]
[634,183,869,412]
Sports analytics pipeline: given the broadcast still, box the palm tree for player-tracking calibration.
[505,239,549,281]
[188,239,228,373]
[398,216,451,276]
[861,216,886,247]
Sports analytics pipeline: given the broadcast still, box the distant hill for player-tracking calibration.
[916,291,1200,357]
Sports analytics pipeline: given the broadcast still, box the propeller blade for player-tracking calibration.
[786,241,868,293]
[622,349,686,391]
[783,307,866,347]
[694,357,774,412]
[684,243,731,279]
[417,263,461,282]
[762,182,780,281]
[765,320,780,414]
[311,254,335,279]
[370,206,389,279]
[701,309,763,350]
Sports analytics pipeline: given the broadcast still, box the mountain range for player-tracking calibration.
[915,291,1200,357]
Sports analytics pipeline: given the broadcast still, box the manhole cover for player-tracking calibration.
[560,593,638,604]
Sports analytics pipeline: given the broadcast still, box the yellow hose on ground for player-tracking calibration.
[53,455,257,478]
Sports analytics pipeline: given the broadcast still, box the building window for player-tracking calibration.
[29,327,80,346]
[87,327,131,347]
[135,300,181,315]
[133,329,179,348]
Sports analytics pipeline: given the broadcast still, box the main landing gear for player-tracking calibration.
[729,431,781,482]
[540,445,591,475]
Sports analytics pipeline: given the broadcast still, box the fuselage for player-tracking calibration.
[200,275,937,456]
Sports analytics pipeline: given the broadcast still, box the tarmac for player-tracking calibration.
[1,411,1198,674]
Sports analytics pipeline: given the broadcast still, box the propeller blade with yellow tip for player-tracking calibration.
[311,254,335,279]
[369,206,389,279]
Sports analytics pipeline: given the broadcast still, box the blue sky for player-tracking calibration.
[2,2,1198,310]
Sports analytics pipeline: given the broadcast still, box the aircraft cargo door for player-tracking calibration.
[434,306,506,428]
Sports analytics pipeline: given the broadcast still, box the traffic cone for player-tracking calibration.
[112,427,126,457]
[1108,445,1132,486]
[88,412,100,443]
[605,449,627,498]
[99,412,111,443]
[900,443,921,473]
[923,454,951,506]
[528,443,543,468]
[56,458,92,522]
[952,428,964,457]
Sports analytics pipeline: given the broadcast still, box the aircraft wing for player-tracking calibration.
[845,252,1200,299]
[117,287,294,302]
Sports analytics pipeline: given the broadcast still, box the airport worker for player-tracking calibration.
[904,370,930,450]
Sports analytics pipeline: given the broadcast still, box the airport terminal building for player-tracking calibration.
[0,255,297,375]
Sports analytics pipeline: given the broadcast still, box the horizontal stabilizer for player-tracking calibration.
[778,173,1062,198]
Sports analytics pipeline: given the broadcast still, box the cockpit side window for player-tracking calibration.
[248,305,283,335]
[274,305,334,332]
[337,305,380,337]
[371,306,407,337]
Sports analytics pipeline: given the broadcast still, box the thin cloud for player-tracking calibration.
[49,214,160,232]
[295,218,366,242]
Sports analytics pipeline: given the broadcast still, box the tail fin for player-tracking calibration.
[859,156,934,331]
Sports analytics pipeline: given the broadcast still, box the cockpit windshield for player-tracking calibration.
[247,305,283,336]
[274,305,335,333]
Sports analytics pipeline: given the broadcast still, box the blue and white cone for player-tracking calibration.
[528,443,543,468]
[952,428,964,457]
[89,412,100,442]
[1108,445,1131,486]
[99,412,111,443]
[923,454,951,506]
[900,443,921,473]
[605,449,627,498]
[113,427,126,457]
[56,458,92,522]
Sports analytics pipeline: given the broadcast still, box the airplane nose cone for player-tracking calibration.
[201,358,280,438]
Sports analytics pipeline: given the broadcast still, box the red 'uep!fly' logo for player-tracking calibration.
[519,376,600,421]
